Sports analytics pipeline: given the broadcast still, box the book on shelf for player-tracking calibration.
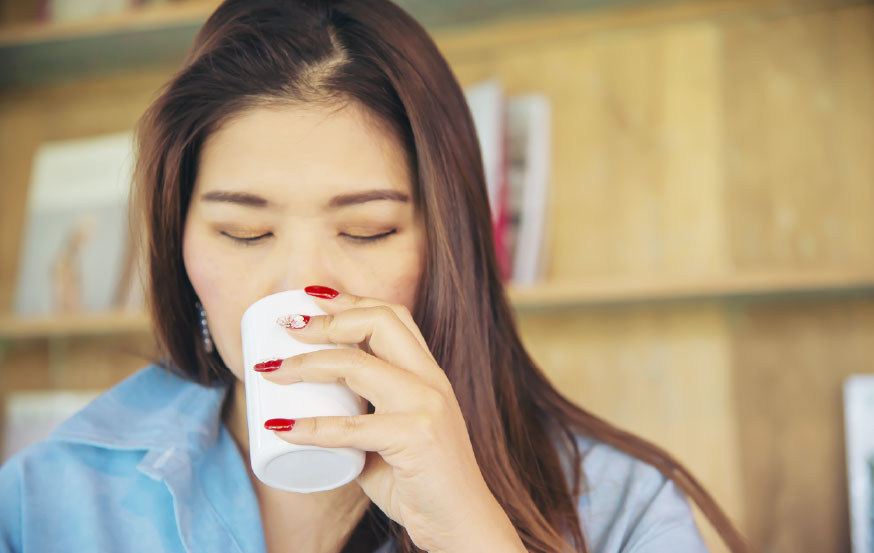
[464,78,512,280]
[37,0,169,24]
[13,130,144,318]
[464,79,552,285]
[844,374,874,553]
[506,93,551,285]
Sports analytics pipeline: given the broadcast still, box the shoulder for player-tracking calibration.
[0,364,225,552]
[49,363,225,450]
[2,363,225,474]
[571,435,710,553]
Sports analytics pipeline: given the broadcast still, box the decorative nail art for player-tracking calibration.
[254,359,283,371]
[264,418,295,431]
[304,285,339,299]
[276,314,311,329]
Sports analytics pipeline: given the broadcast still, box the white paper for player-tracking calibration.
[507,94,551,285]
[14,131,136,316]
[845,374,874,553]
[464,79,506,220]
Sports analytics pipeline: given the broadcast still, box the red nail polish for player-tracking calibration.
[254,359,283,371]
[276,314,310,329]
[264,418,295,431]
[305,285,339,299]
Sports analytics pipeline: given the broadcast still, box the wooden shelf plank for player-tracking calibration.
[2,270,873,338]
[0,309,151,340]
[0,1,219,46]
[0,3,211,88]
[508,270,874,309]
[3,0,860,88]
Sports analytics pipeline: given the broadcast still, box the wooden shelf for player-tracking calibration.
[2,270,873,339]
[4,0,843,89]
[0,309,151,340]
[508,269,874,309]
[0,2,215,88]
[0,1,218,46]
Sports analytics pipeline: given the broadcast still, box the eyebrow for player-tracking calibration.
[199,189,410,209]
[200,191,271,208]
[328,189,410,208]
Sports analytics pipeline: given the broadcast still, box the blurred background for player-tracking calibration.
[1,1,873,552]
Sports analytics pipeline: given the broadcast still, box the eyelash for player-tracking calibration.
[220,230,397,246]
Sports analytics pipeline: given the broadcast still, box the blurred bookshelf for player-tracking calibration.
[3,0,866,88]
[2,269,873,340]
[0,0,215,88]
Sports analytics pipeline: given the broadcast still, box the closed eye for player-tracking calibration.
[220,230,397,246]
[221,231,271,245]
[341,229,397,243]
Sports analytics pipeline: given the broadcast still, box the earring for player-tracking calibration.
[196,301,213,353]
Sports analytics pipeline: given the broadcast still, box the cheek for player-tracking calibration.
[182,226,222,304]
[183,224,247,378]
[372,233,424,310]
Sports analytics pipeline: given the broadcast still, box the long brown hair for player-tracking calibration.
[133,1,747,552]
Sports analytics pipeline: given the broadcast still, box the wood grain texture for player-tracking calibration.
[729,297,874,553]
[722,4,874,271]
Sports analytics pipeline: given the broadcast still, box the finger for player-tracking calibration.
[280,307,446,390]
[269,412,432,453]
[259,348,429,411]
[303,286,435,363]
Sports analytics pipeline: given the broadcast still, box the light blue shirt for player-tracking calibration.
[0,365,708,552]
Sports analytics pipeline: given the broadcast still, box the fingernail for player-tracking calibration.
[304,285,339,299]
[276,314,310,329]
[264,418,295,431]
[254,359,283,371]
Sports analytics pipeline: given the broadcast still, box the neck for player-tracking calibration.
[223,379,372,551]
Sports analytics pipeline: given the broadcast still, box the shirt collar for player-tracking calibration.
[50,364,227,455]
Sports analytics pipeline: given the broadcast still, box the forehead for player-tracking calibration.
[196,102,414,203]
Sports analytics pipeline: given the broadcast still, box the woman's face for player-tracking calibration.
[182,102,425,380]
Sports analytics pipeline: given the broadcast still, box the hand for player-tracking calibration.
[258,287,526,553]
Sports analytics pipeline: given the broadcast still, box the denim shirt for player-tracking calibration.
[0,365,708,552]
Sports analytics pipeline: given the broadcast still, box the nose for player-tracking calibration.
[268,235,337,295]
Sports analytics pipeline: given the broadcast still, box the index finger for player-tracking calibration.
[303,286,436,364]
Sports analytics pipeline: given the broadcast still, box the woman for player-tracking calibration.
[0,1,747,552]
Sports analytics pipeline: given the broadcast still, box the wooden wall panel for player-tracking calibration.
[516,304,743,553]
[445,21,728,280]
[722,4,874,272]
[730,297,874,553]
[832,5,874,266]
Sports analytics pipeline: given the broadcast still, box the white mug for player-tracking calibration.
[240,289,366,493]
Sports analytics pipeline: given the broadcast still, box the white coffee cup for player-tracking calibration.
[240,289,366,493]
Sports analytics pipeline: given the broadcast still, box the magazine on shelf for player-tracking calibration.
[464,79,552,284]
[464,78,511,279]
[40,0,136,23]
[507,94,551,285]
[13,131,140,317]
[844,374,874,553]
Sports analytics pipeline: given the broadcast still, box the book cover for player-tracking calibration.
[13,131,137,316]
[464,78,512,280]
[845,374,874,553]
[507,94,551,285]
